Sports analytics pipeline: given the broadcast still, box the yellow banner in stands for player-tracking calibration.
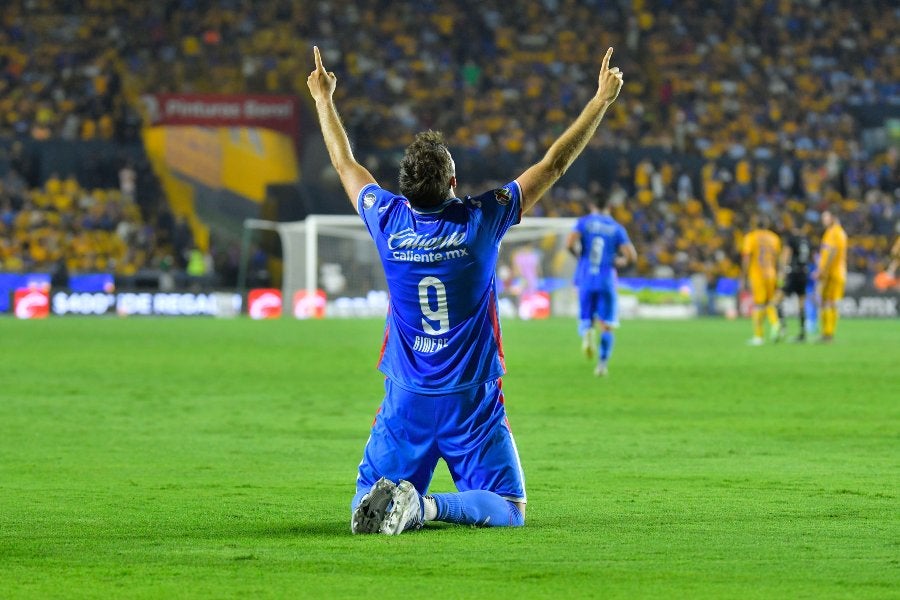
[146,125,299,203]
[220,127,299,202]
[164,127,223,189]
[143,125,300,251]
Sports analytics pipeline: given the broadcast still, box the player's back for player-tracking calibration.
[744,229,780,278]
[821,224,848,279]
[575,213,627,289]
[787,233,811,273]
[358,182,522,393]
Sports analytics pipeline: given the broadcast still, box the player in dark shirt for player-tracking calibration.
[777,217,812,342]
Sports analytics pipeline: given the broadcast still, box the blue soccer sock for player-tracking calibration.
[431,491,524,527]
[805,297,818,335]
[599,330,614,361]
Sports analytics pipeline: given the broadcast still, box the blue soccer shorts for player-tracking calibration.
[354,378,527,504]
[579,286,619,327]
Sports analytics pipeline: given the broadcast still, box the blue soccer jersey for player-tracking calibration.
[573,213,630,291]
[357,181,522,393]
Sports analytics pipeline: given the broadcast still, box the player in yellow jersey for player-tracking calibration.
[741,214,782,345]
[886,236,900,278]
[816,208,848,343]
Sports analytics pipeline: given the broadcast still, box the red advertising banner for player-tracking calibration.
[248,288,283,320]
[14,288,50,319]
[518,291,551,320]
[141,94,300,146]
[293,290,327,319]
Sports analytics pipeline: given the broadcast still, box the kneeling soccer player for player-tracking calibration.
[306,45,624,533]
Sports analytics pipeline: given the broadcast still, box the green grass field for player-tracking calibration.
[1,317,897,598]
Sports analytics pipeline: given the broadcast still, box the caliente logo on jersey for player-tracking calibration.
[387,228,466,251]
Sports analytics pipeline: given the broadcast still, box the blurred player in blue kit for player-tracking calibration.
[805,257,819,338]
[567,195,637,376]
[307,45,624,534]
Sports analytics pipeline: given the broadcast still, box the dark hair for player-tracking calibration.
[399,130,454,209]
[591,191,609,210]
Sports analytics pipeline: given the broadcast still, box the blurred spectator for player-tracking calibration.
[118,160,136,203]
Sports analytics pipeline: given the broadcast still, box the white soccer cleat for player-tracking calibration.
[351,477,397,534]
[747,336,764,346]
[379,479,423,535]
[594,362,608,377]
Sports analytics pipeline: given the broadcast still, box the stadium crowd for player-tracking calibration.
[0,167,182,281]
[0,0,897,286]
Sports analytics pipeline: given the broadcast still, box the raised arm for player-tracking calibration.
[307,46,376,209]
[516,47,624,213]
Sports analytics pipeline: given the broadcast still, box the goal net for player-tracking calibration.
[243,215,579,318]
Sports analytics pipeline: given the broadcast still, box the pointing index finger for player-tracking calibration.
[314,46,324,71]
[602,47,613,72]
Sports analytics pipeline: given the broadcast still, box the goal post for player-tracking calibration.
[239,215,579,318]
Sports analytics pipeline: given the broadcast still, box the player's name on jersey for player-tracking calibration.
[391,248,469,262]
[586,222,619,235]
[413,335,448,353]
